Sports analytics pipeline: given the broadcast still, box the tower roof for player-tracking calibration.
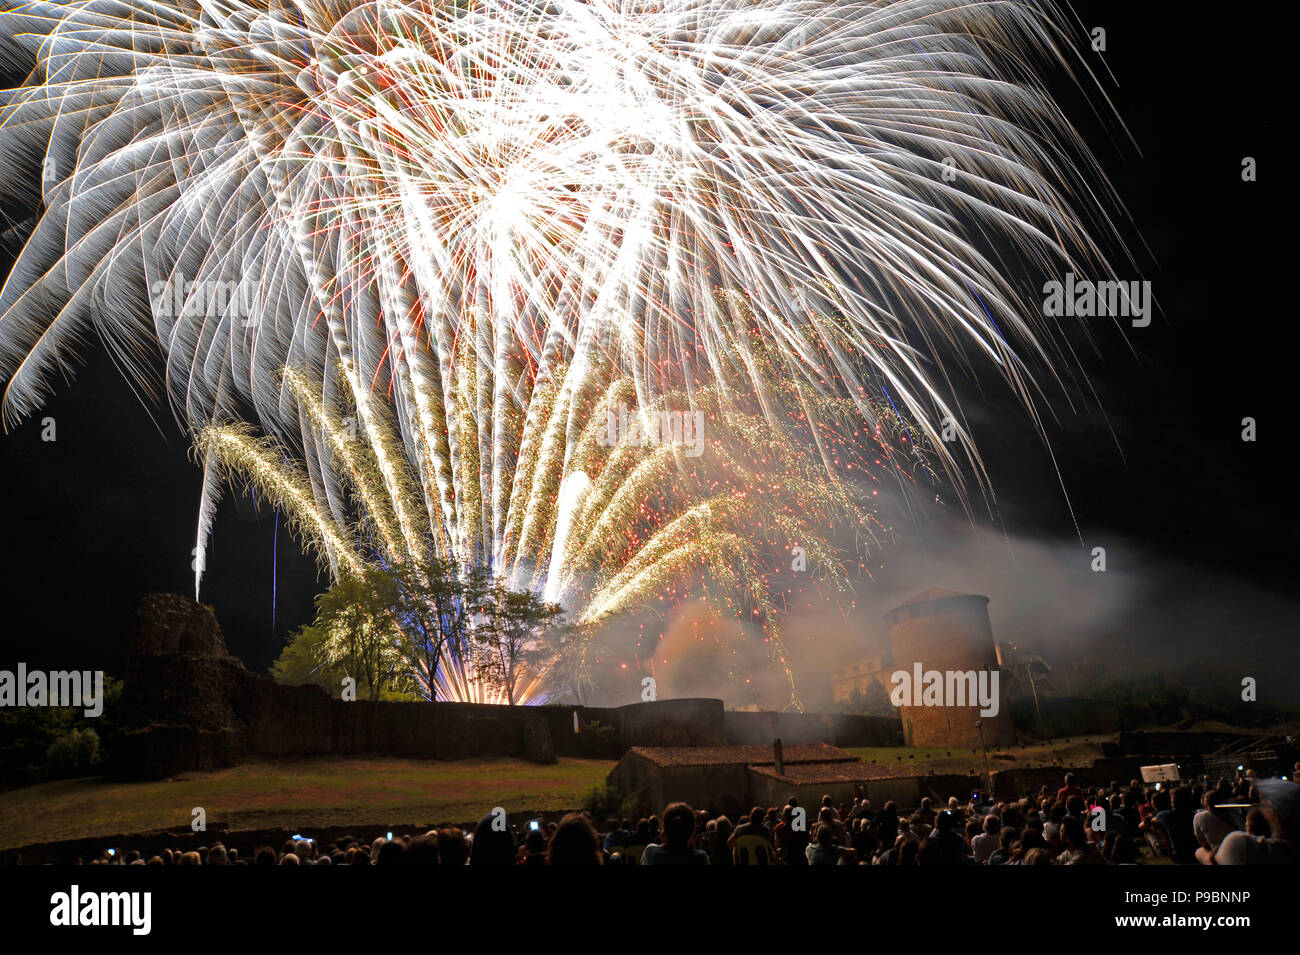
[892,586,972,608]
[883,587,988,623]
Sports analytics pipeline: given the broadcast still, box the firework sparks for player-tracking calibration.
[0,0,1121,704]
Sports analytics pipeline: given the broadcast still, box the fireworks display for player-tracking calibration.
[0,0,1119,704]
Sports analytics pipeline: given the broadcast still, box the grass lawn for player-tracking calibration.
[0,756,615,851]
[846,735,1113,776]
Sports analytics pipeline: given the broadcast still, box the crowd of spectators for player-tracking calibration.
[52,771,1300,866]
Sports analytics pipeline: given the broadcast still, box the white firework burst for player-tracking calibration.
[0,0,1126,701]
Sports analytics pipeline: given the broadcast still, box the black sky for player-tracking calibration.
[0,2,1291,685]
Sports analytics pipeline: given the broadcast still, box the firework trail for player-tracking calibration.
[0,0,1123,702]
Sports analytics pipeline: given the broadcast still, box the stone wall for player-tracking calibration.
[723,710,900,748]
[860,776,921,807]
[132,594,229,657]
[1009,697,1122,737]
[115,594,1011,781]
[115,596,765,778]
[609,699,728,747]
[1115,730,1252,757]
[119,667,698,778]
[748,773,862,812]
[989,758,1156,799]
[918,773,983,804]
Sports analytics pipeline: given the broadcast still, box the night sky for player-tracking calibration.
[0,3,1291,689]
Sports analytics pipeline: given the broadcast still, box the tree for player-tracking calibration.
[387,558,489,701]
[472,579,565,705]
[269,624,348,691]
[281,562,570,704]
[311,568,406,701]
[842,679,897,718]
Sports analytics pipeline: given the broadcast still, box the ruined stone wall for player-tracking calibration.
[114,594,893,780]
[1009,697,1122,737]
[723,710,901,747]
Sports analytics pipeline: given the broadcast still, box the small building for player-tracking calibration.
[831,655,890,702]
[606,742,916,817]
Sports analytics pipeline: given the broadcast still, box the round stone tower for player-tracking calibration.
[884,588,1016,749]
